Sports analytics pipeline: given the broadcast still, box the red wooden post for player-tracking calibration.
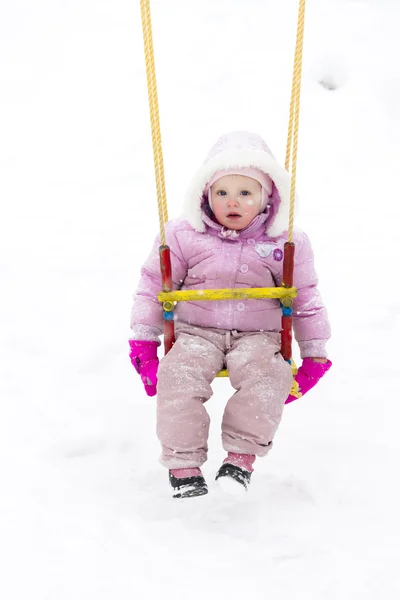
[159,245,172,291]
[281,242,295,361]
[281,315,293,361]
[282,242,295,288]
[159,245,175,354]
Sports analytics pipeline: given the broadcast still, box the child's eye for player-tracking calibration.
[240,190,251,196]
[217,190,227,196]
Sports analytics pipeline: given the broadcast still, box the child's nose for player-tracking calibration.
[227,195,239,206]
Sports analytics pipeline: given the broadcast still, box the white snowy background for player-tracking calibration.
[1,0,399,598]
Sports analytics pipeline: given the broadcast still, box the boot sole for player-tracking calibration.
[172,485,208,499]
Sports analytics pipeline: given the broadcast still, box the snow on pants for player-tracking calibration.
[156,324,293,469]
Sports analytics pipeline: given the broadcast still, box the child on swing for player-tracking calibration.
[129,131,331,498]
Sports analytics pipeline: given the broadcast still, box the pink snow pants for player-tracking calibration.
[156,324,293,469]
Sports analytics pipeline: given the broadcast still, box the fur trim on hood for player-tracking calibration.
[182,131,293,237]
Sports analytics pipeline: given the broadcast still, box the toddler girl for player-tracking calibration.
[129,131,331,498]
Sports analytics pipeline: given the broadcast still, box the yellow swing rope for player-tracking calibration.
[140,0,168,246]
[286,0,306,244]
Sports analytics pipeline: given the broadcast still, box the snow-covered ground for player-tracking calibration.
[1,0,399,598]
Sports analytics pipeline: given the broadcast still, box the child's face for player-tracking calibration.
[210,175,262,230]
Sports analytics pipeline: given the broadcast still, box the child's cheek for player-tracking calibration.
[244,198,257,210]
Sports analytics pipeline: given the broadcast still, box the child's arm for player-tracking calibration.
[291,231,331,359]
[277,231,332,403]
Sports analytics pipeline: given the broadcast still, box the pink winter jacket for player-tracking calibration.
[131,131,331,358]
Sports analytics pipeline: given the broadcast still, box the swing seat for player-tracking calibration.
[159,285,299,386]
[215,369,229,378]
[216,363,298,378]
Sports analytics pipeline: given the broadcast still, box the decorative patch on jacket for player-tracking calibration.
[254,243,275,258]
[273,248,283,261]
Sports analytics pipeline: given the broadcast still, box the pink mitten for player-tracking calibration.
[129,340,159,397]
[286,358,332,404]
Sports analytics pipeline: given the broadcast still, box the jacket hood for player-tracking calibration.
[182,131,293,237]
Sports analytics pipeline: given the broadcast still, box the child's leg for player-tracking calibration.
[222,332,293,457]
[157,326,225,469]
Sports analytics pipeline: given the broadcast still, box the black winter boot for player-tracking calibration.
[169,471,208,499]
[215,463,252,494]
